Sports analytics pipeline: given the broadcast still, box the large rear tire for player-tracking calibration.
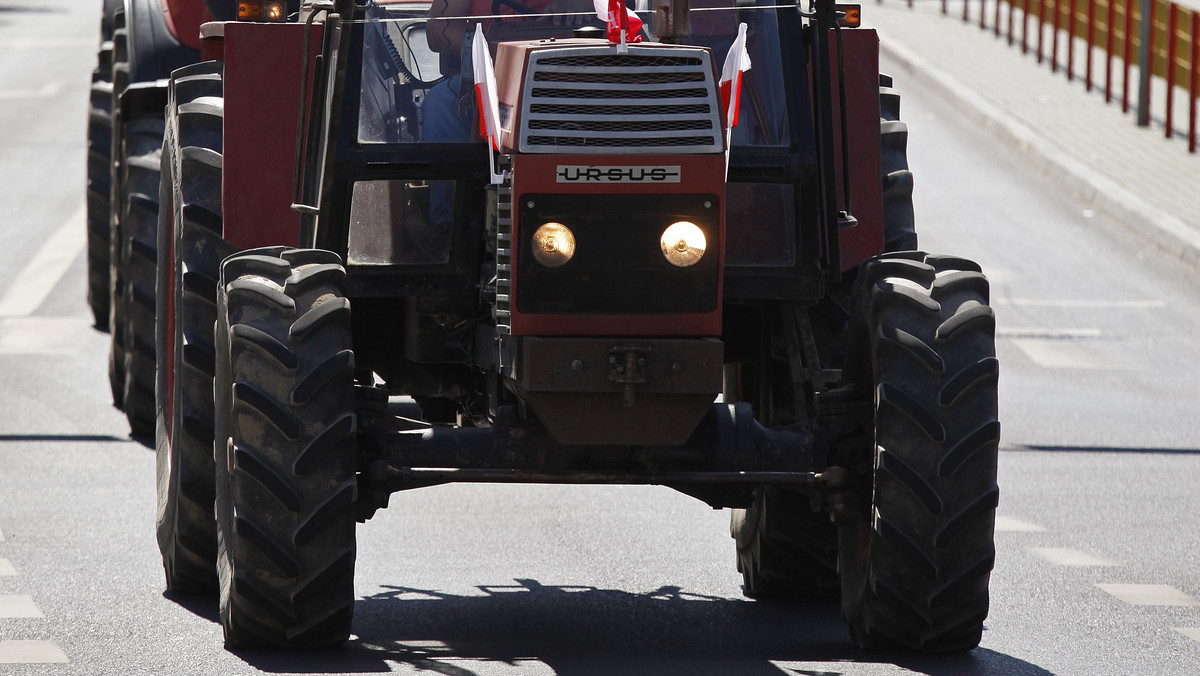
[879,75,917,253]
[214,248,358,648]
[116,112,164,439]
[729,305,840,599]
[731,484,839,598]
[838,253,999,652]
[155,61,231,593]
[105,7,132,411]
[87,41,114,330]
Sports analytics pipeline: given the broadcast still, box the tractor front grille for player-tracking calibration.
[518,46,722,154]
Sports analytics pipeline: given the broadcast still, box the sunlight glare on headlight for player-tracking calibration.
[660,221,706,268]
[532,222,576,268]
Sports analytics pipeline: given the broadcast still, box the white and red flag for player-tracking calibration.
[719,22,751,130]
[593,0,644,44]
[471,29,504,183]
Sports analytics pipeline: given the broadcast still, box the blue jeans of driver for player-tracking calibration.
[423,73,474,225]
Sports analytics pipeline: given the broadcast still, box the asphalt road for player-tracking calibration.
[1,2,1199,674]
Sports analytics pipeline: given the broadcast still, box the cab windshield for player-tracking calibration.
[347,0,796,268]
[355,0,790,148]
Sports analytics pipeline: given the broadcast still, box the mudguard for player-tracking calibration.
[832,28,885,272]
[218,21,312,250]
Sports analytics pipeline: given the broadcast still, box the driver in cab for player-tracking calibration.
[422,0,591,225]
[423,0,590,143]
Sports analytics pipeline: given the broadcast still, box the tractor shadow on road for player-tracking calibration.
[225,579,1052,676]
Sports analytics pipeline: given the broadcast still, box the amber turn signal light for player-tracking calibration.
[836,4,862,28]
[238,0,287,21]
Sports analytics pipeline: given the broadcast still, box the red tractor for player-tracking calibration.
[87,0,232,437]
[154,0,1000,652]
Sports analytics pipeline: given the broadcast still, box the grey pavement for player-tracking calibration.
[867,0,1200,265]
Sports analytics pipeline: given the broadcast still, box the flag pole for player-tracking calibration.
[618,3,628,53]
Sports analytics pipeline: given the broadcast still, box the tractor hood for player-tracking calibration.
[492,39,724,155]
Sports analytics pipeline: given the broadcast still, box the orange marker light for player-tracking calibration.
[237,0,288,21]
[836,4,862,28]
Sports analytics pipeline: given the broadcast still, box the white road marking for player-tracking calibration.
[0,81,65,100]
[0,318,90,354]
[994,299,1165,309]
[2,38,96,49]
[994,516,1047,532]
[997,328,1103,340]
[1010,339,1111,370]
[0,206,86,317]
[0,526,4,540]
[1175,628,1200,644]
[0,596,44,618]
[0,641,69,664]
[1032,547,1119,566]
[0,559,15,576]
[1096,584,1200,606]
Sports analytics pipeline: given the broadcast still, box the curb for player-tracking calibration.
[877,30,1200,268]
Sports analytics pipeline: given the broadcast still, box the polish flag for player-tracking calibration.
[593,0,644,44]
[719,23,751,129]
[472,29,501,151]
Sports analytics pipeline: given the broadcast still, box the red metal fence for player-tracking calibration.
[903,0,1200,152]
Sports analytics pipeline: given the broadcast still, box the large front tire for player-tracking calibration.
[838,253,1000,652]
[214,248,358,648]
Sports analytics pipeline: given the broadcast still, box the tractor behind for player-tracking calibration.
[87,0,230,437]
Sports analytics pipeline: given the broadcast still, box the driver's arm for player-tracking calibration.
[427,0,475,54]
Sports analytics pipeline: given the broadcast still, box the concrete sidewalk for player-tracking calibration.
[865,0,1200,265]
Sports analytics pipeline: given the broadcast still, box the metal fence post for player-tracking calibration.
[1189,9,1198,152]
[1105,0,1115,101]
[1137,0,1153,125]
[1165,2,1178,137]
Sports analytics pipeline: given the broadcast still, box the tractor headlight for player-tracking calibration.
[531,222,576,268]
[660,221,707,268]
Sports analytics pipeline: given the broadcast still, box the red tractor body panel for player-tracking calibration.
[496,38,726,337]
[509,153,725,336]
[831,28,885,271]
[218,21,310,251]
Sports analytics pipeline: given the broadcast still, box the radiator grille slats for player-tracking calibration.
[529,86,709,100]
[518,46,722,154]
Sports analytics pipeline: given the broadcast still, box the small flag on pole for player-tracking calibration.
[719,23,751,129]
[471,30,504,183]
[719,23,751,177]
[472,29,501,150]
[593,0,644,44]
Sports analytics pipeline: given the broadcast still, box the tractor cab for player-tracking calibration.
[314,0,803,263]
[296,0,843,434]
